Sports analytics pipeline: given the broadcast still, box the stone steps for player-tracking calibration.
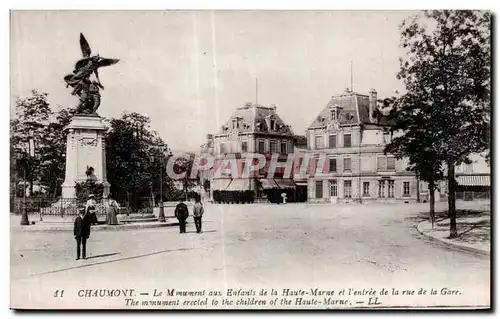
[119,218,159,223]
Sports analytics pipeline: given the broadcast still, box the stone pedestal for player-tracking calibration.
[61,115,110,198]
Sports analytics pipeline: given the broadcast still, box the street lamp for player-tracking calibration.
[153,145,168,223]
[16,152,30,226]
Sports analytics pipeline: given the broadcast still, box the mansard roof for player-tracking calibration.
[307,90,392,130]
[216,103,294,136]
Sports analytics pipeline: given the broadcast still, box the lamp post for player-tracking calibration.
[156,145,169,223]
[16,152,30,226]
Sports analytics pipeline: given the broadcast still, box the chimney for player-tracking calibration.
[271,104,277,111]
[369,88,377,123]
[245,101,252,107]
[206,134,213,140]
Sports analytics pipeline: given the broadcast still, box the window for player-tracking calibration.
[270,140,278,153]
[330,109,337,120]
[220,142,226,154]
[316,181,323,198]
[344,180,352,198]
[241,141,248,153]
[299,157,303,169]
[315,157,321,174]
[329,134,337,148]
[344,133,352,147]
[388,180,395,198]
[280,141,287,154]
[329,180,338,197]
[270,119,276,130]
[315,136,323,149]
[403,182,411,197]
[343,157,351,171]
[387,157,396,170]
[258,140,265,153]
[378,180,385,198]
[378,156,395,171]
[363,182,370,197]
[329,158,337,172]
[377,157,387,171]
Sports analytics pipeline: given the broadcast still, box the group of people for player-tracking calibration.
[174,196,204,234]
[73,193,121,260]
[74,194,205,260]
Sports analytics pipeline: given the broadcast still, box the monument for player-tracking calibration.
[61,33,119,198]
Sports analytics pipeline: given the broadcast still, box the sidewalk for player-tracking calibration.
[417,213,490,255]
[10,214,179,232]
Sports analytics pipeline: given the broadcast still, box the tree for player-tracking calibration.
[394,10,490,238]
[171,154,197,200]
[38,107,74,196]
[105,112,172,210]
[384,100,444,226]
[11,90,52,195]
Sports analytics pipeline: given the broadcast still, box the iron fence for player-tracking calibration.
[10,196,140,217]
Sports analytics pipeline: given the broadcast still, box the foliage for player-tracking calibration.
[171,154,198,192]
[38,107,74,196]
[11,90,52,194]
[389,10,490,237]
[75,180,105,203]
[105,112,174,209]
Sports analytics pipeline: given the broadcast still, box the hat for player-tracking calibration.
[78,207,85,214]
[88,194,95,198]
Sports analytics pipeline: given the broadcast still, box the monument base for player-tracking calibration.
[61,114,111,199]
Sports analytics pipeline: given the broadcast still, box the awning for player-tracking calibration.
[259,179,279,189]
[275,179,296,189]
[456,175,490,186]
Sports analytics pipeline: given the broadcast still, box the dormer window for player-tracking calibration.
[231,117,242,129]
[330,109,337,121]
[266,115,276,131]
[329,104,343,121]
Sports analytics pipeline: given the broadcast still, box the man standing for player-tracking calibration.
[74,208,91,260]
[174,199,189,234]
[193,195,204,234]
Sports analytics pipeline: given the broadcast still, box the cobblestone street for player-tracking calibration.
[11,201,490,309]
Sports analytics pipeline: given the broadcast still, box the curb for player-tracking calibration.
[14,221,179,232]
[416,220,489,256]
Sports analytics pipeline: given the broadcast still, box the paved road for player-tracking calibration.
[10,201,490,309]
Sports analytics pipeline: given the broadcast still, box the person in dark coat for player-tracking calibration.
[74,208,91,260]
[174,200,189,234]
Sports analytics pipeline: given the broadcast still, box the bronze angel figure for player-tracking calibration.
[64,33,119,114]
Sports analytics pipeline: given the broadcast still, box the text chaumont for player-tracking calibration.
[78,289,135,298]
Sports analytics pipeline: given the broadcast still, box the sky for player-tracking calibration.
[10,10,413,151]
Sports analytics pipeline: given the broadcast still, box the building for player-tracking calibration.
[207,102,302,202]
[297,88,418,203]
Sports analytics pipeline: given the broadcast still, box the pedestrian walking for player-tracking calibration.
[85,194,98,225]
[175,199,189,234]
[193,195,204,233]
[74,207,91,260]
[105,194,119,225]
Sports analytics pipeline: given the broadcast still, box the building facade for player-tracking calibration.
[296,88,418,203]
[207,102,300,202]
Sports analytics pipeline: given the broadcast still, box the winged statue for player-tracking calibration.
[64,33,119,114]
